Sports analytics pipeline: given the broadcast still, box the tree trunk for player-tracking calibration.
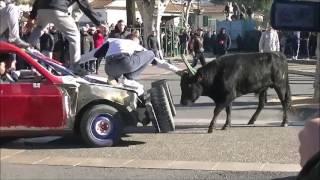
[182,0,192,30]
[126,0,136,27]
[136,0,169,58]
[314,33,320,100]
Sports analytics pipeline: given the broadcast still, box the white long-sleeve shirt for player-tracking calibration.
[106,38,180,73]
[259,29,280,53]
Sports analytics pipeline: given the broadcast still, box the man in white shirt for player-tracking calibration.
[94,38,180,94]
[259,26,280,53]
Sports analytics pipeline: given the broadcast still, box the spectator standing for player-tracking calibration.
[309,32,317,59]
[292,31,301,60]
[50,26,66,62]
[178,29,189,56]
[191,29,206,67]
[210,30,217,55]
[25,0,104,74]
[203,30,211,52]
[93,28,104,48]
[109,20,131,39]
[80,27,93,54]
[147,30,160,58]
[40,27,54,58]
[259,26,280,53]
[215,28,231,57]
[299,31,310,59]
[232,2,240,19]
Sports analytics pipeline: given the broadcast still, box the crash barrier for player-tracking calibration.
[146,79,176,133]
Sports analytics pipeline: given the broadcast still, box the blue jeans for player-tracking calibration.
[105,50,155,80]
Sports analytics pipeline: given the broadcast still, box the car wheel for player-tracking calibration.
[80,105,123,147]
[152,80,176,117]
[150,86,175,133]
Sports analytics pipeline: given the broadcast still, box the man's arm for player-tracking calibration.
[153,57,181,73]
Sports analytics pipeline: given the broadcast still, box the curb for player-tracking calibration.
[1,155,301,172]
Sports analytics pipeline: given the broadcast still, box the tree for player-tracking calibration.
[126,0,136,27]
[182,0,192,30]
[135,0,170,57]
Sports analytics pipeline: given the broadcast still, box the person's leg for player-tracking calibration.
[4,4,20,42]
[124,50,155,79]
[0,8,9,38]
[50,10,80,68]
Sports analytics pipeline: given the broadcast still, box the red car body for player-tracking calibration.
[0,41,138,140]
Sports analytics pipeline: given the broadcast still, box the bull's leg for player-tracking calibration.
[248,90,267,125]
[222,105,232,130]
[274,86,289,127]
[208,104,224,133]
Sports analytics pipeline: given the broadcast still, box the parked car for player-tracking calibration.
[0,41,175,147]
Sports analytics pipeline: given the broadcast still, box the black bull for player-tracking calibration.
[180,52,291,133]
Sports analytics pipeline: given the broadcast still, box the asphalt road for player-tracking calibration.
[1,62,318,180]
[1,164,297,180]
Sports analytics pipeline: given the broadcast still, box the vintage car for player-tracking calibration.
[0,41,175,147]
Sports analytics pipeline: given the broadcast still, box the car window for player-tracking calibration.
[0,52,45,84]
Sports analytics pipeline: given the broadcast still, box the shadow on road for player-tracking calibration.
[0,134,145,149]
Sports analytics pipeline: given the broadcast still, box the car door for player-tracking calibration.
[0,53,65,130]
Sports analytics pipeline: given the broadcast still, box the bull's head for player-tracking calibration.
[180,72,203,106]
[179,55,203,106]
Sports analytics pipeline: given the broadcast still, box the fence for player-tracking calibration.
[127,26,183,58]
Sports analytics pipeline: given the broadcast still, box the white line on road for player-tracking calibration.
[32,156,51,165]
[0,150,26,160]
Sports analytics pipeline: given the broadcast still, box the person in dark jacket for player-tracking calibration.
[40,27,54,58]
[191,29,206,67]
[109,19,131,39]
[147,31,160,57]
[25,0,104,74]
[50,26,66,63]
[215,28,231,57]
[178,29,189,56]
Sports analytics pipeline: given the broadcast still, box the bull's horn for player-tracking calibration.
[181,55,197,75]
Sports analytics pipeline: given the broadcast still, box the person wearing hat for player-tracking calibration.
[0,0,30,48]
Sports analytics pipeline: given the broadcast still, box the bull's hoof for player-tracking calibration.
[208,128,213,133]
[247,120,255,125]
[221,124,230,130]
[281,122,288,127]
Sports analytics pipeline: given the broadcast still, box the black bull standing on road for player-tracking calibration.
[180,52,291,133]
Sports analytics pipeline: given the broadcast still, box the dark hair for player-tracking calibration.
[0,53,14,62]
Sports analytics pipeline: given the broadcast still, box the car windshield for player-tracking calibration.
[26,49,76,77]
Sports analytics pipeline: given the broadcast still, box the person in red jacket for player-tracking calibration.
[93,28,104,48]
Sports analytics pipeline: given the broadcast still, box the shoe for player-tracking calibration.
[9,38,30,49]
[119,77,144,89]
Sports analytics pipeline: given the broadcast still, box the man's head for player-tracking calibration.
[0,53,15,75]
[116,20,126,32]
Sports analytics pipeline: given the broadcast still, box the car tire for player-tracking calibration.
[80,104,123,147]
[150,86,175,133]
[151,80,176,117]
